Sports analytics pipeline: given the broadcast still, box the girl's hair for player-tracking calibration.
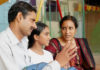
[60,15,78,29]
[28,22,48,48]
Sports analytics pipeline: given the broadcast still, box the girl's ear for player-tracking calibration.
[34,35,39,41]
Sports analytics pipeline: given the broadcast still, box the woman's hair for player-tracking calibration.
[28,22,48,48]
[60,15,78,29]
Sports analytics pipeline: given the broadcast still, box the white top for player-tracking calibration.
[0,27,60,70]
[28,49,53,64]
[0,27,29,70]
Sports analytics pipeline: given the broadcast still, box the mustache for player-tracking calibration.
[30,26,34,30]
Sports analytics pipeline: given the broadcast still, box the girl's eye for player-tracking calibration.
[45,32,49,36]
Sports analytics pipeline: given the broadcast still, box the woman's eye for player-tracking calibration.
[62,27,66,30]
[69,27,73,30]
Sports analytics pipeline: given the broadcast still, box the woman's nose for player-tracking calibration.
[66,29,70,33]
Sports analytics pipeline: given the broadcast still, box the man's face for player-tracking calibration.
[19,11,37,36]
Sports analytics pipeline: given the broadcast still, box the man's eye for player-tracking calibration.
[32,19,35,22]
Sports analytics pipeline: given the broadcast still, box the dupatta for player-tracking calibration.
[75,38,95,70]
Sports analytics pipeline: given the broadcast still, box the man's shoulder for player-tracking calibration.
[0,29,8,45]
[0,29,13,55]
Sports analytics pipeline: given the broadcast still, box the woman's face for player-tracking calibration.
[61,20,77,41]
[37,27,51,46]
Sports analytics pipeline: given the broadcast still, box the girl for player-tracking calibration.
[28,22,53,65]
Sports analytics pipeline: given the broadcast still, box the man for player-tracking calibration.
[0,1,77,70]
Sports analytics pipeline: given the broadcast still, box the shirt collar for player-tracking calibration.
[6,27,28,45]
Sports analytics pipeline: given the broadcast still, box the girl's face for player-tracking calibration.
[37,27,51,46]
[61,20,77,41]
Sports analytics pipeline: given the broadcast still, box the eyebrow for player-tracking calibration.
[30,17,35,21]
[61,27,66,28]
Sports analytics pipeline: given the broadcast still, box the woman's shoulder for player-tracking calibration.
[50,38,58,41]
[50,38,60,43]
[74,37,87,40]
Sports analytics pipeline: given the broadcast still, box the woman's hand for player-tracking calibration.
[55,41,77,67]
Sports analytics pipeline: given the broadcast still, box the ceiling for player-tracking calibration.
[85,0,100,6]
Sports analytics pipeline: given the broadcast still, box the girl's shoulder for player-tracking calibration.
[43,49,53,60]
[43,50,52,54]
[43,50,53,56]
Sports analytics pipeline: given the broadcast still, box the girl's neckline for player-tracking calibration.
[29,48,44,56]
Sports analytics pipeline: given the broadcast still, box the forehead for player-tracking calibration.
[41,27,49,33]
[62,20,75,27]
[25,11,36,18]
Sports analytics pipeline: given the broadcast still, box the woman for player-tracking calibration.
[45,15,95,70]
[28,22,53,64]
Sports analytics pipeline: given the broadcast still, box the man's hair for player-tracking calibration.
[8,1,37,23]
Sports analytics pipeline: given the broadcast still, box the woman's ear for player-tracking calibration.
[75,29,77,34]
[34,35,39,41]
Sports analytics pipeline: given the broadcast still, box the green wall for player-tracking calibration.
[90,20,100,53]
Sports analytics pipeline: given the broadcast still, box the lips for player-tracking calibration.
[65,35,71,38]
[47,40,50,43]
[47,40,49,43]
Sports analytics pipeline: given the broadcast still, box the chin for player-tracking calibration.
[27,32,31,36]
[45,43,49,46]
[65,38,72,41]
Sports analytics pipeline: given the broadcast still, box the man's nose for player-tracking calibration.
[33,22,37,29]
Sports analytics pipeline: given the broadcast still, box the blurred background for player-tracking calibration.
[0,0,100,69]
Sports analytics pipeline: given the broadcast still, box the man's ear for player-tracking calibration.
[34,35,39,41]
[16,12,23,23]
